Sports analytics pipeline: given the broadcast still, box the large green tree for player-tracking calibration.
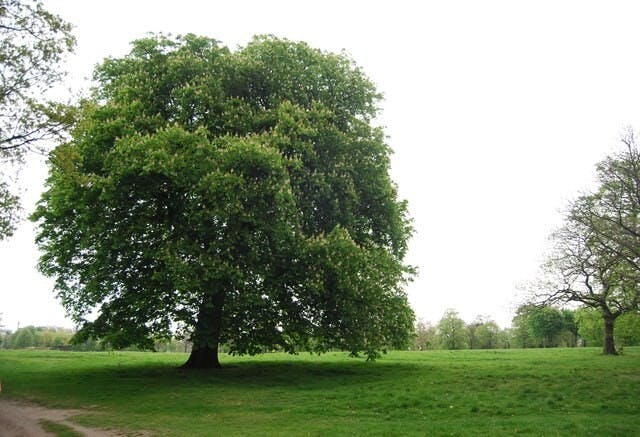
[0,0,75,239]
[32,34,414,368]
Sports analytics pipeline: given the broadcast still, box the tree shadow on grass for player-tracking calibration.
[7,352,430,408]
[108,356,426,390]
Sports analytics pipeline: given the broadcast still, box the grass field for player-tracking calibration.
[0,347,638,436]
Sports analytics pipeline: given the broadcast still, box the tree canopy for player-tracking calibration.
[0,0,75,239]
[32,34,414,368]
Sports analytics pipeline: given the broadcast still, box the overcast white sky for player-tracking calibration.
[2,0,640,331]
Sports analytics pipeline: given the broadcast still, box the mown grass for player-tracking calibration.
[0,348,638,436]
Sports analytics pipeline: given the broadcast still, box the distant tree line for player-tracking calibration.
[1,326,75,349]
[3,306,638,353]
[413,306,640,351]
[0,325,192,352]
[3,304,638,354]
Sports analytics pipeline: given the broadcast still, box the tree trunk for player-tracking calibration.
[602,315,618,355]
[182,291,225,369]
[182,344,221,369]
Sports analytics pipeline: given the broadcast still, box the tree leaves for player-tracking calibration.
[0,0,75,239]
[32,34,414,362]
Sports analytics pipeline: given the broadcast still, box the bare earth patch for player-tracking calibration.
[0,398,134,437]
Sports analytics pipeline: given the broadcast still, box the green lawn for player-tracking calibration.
[0,348,638,436]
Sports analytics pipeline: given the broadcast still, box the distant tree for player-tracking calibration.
[155,338,191,353]
[4,326,74,349]
[32,34,415,368]
[511,304,537,348]
[559,309,579,347]
[534,133,640,354]
[467,318,481,349]
[38,327,73,348]
[474,317,501,349]
[527,306,564,348]
[413,319,438,350]
[437,309,468,350]
[496,328,512,349]
[0,0,75,239]
[575,307,604,347]
[0,316,7,348]
[613,312,640,347]
[575,307,640,348]
[9,325,37,348]
[70,336,102,352]
[467,315,501,349]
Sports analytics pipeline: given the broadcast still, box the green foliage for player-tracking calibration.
[527,306,565,348]
[511,305,536,348]
[511,305,577,348]
[559,309,579,347]
[495,328,513,349]
[32,34,414,365]
[413,319,438,350]
[0,179,20,238]
[415,314,511,351]
[0,0,76,148]
[0,0,75,239]
[436,309,468,350]
[466,316,502,349]
[3,326,74,349]
[575,307,604,347]
[10,326,36,348]
[472,318,501,349]
[0,348,639,436]
[615,312,640,347]
[0,325,194,352]
[576,307,640,347]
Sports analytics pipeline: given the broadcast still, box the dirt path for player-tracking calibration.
[0,398,127,437]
